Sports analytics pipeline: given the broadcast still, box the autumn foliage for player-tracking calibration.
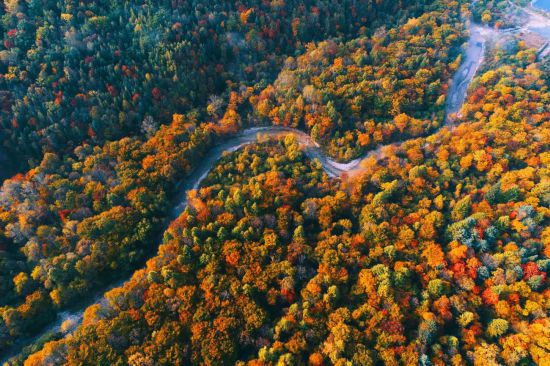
[25,47,549,363]
[0,0,548,365]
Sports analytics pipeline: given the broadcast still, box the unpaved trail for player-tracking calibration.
[445,24,487,118]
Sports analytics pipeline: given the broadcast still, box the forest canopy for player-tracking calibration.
[21,45,550,365]
[0,0,433,172]
[0,0,453,356]
[0,0,548,365]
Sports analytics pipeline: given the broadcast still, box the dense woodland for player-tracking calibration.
[251,3,465,160]
[0,0,432,173]
[0,0,459,355]
[0,0,548,365]
[0,113,223,353]
[20,44,550,365]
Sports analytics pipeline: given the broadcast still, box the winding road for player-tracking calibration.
[445,25,486,119]
[1,18,492,365]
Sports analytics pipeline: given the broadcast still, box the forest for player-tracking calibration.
[18,44,549,365]
[0,0,437,351]
[251,5,465,160]
[0,0,431,173]
[0,0,548,365]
